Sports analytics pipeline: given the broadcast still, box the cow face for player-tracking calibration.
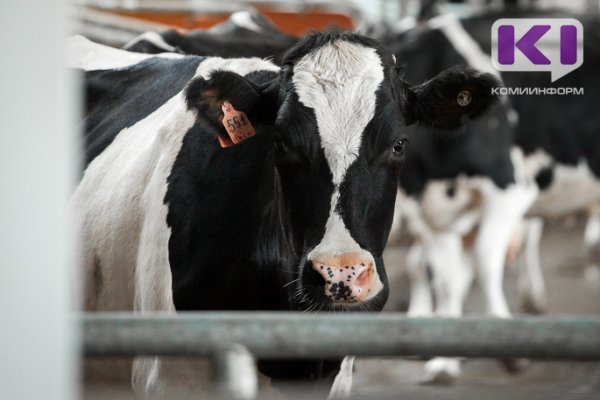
[190,32,500,312]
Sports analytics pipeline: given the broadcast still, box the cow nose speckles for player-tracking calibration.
[312,253,375,303]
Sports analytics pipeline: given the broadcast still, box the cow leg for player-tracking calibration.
[421,232,473,384]
[132,357,162,397]
[474,181,537,373]
[328,356,355,399]
[475,221,511,317]
[518,217,547,313]
[406,242,434,316]
[429,234,473,316]
[584,208,600,282]
[475,181,536,318]
[474,212,515,373]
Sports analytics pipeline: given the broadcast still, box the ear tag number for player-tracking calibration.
[219,101,256,148]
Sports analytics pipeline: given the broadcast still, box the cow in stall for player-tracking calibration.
[123,10,297,61]
[68,31,500,397]
[384,7,600,383]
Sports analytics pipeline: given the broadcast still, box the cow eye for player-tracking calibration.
[392,138,408,155]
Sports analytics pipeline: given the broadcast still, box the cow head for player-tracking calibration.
[189,32,499,311]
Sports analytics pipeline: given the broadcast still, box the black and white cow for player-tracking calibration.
[384,7,600,382]
[69,31,499,397]
[123,11,297,61]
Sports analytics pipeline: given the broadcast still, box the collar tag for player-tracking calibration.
[219,101,256,148]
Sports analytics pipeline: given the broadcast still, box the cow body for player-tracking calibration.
[72,38,292,394]
[71,31,499,397]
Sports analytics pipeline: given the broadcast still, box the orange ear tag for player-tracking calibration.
[218,101,256,148]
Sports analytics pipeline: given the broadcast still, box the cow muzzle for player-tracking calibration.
[311,252,380,303]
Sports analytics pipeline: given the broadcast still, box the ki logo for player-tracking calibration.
[492,19,583,82]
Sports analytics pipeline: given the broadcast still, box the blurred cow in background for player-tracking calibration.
[124,11,297,61]
[384,4,600,383]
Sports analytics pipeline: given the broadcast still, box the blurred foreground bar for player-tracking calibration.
[83,312,600,360]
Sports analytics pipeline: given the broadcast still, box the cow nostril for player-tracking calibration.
[310,262,330,284]
[355,265,372,287]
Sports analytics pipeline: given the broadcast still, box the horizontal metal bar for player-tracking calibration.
[82,312,600,360]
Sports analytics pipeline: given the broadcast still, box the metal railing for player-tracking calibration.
[82,312,600,399]
[83,312,600,359]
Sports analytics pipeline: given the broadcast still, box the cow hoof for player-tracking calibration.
[519,293,547,314]
[500,358,531,374]
[420,358,461,385]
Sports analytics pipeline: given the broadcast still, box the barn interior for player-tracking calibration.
[1,1,600,400]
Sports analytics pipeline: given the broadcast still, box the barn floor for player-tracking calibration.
[84,216,600,399]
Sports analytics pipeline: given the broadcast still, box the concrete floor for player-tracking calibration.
[85,217,600,399]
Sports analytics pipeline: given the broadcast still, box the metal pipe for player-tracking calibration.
[82,313,600,360]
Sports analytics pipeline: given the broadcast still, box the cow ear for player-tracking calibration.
[399,67,500,129]
[185,71,279,140]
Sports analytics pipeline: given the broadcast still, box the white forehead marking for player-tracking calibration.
[292,40,384,185]
[307,192,365,260]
